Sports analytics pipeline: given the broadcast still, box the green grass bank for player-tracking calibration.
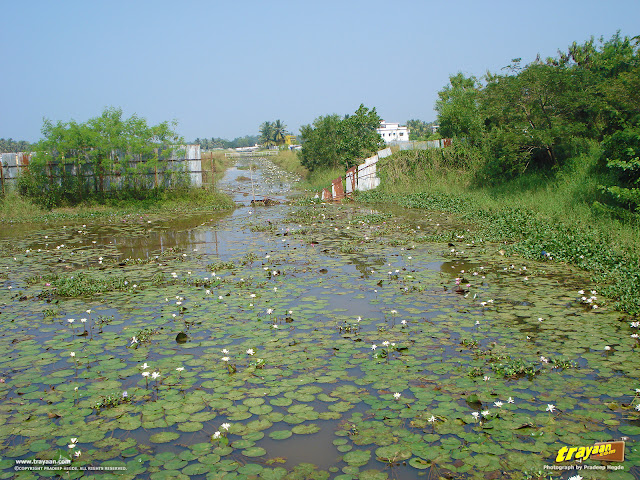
[1,151,236,223]
[358,146,640,315]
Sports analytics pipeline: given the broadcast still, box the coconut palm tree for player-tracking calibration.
[272,120,287,145]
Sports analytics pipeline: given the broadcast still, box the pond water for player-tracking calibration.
[0,157,639,480]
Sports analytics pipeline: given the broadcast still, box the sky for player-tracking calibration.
[2,0,639,143]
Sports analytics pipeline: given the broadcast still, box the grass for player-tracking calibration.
[269,150,346,193]
[358,144,640,314]
[0,152,236,223]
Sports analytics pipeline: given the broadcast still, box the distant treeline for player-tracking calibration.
[435,32,640,213]
[192,136,259,150]
[1,138,32,153]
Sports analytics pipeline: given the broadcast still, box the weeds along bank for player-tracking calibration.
[1,151,236,223]
[357,146,640,315]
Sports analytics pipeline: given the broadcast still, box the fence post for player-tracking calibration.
[211,153,219,191]
[0,161,5,196]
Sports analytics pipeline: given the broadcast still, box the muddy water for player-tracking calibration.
[0,156,638,480]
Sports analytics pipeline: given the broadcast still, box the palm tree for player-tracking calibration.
[259,121,275,146]
[272,120,287,145]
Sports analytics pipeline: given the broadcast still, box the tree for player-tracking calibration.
[21,107,183,208]
[272,120,287,145]
[435,73,484,144]
[259,121,275,146]
[299,104,384,171]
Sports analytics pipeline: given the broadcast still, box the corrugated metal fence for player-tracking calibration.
[0,145,202,195]
[321,139,452,201]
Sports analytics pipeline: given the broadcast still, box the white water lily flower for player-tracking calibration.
[70,352,76,357]
[246,349,255,355]
[546,404,556,412]
[220,423,231,431]
[212,431,221,439]
[393,392,401,400]
[428,415,436,423]
[151,372,160,380]
[507,397,514,403]
[176,367,184,372]
[142,371,150,377]
[371,344,377,350]
[222,356,230,362]
[481,410,490,417]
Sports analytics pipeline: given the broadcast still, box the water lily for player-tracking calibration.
[481,410,490,417]
[176,367,184,372]
[494,401,503,408]
[151,371,160,380]
[371,344,377,350]
[393,392,401,400]
[141,362,149,369]
[70,352,76,357]
[507,397,514,403]
[427,415,436,423]
[212,431,221,439]
[246,348,255,355]
[546,404,556,412]
[221,349,229,354]
[220,423,231,431]
[222,356,230,362]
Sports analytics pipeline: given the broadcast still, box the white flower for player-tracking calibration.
[371,344,377,350]
[507,397,514,404]
[494,401,503,408]
[67,318,75,324]
[393,392,401,400]
[246,349,255,355]
[222,357,230,362]
[212,431,221,439]
[151,372,160,380]
[471,412,479,420]
[546,404,556,412]
[428,415,436,423]
[481,410,490,417]
[220,423,231,431]
[635,404,640,411]
[74,450,81,457]
[221,349,229,354]
[131,337,138,345]
[483,376,490,381]
[141,363,150,370]
[176,367,184,372]
[266,308,273,315]
[142,371,150,377]
[80,318,87,323]
[604,345,611,351]
[382,341,390,347]
[70,352,76,357]
[567,476,583,480]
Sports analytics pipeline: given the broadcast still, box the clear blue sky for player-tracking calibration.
[2,0,638,142]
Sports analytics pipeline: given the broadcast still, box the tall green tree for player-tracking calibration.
[299,104,384,171]
[21,107,183,208]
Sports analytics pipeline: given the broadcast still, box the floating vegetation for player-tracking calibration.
[0,158,638,479]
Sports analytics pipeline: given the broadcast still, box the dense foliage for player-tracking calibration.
[406,119,439,141]
[20,107,185,208]
[298,104,384,171]
[193,135,259,150]
[0,138,32,153]
[259,120,288,146]
[435,33,640,213]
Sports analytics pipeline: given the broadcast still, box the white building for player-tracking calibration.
[377,121,410,143]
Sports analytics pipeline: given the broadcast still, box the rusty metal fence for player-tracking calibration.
[0,145,202,195]
[320,140,451,201]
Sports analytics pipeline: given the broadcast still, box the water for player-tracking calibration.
[0,156,638,480]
